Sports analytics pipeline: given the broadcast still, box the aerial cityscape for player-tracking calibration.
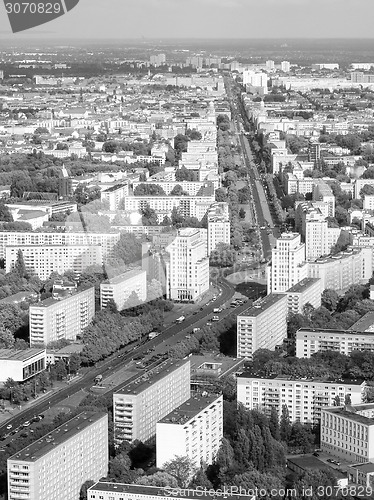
[3,1,374,500]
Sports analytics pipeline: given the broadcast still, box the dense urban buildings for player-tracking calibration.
[100,269,147,310]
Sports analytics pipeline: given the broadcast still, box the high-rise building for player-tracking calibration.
[285,277,322,314]
[100,183,129,211]
[156,395,223,468]
[321,404,374,463]
[7,412,108,500]
[207,202,230,254]
[238,375,364,424]
[150,54,166,67]
[237,294,288,359]
[100,269,147,310]
[267,233,308,294]
[281,61,291,73]
[312,180,335,217]
[113,359,191,445]
[29,287,95,346]
[266,60,275,71]
[6,245,103,280]
[166,228,209,302]
[308,139,321,163]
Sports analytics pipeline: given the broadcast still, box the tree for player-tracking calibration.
[13,249,28,279]
[321,289,339,311]
[175,166,195,182]
[360,184,374,197]
[79,480,95,500]
[108,453,135,483]
[215,188,227,202]
[102,140,120,153]
[68,353,81,374]
[345,394,352,405]
[209,243,237,267]
[269,406,280,440]
[279,404,291,442]
[51,359,68,381]
[134,184,166,196]
[136,472,178,487]
[170,184,189,196]
[141,204,158,226]
[0,326,15,348]
[109,233,142,266]
[162,455,197,488]
[0,202,13,222]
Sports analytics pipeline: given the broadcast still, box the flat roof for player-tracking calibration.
[30,287,94,308]
[115,358,190,396]
[287,456,346,478]
[0,349,45,362]
[9,412,107,462]
[286,277,320,294]
[349,311,374,332]
[323,405,374,425]
[237,373,364,386]
[297,327,374,337]
[88,483,254,500]
[159,395,221,425]
[349,462,374,472]
[239,293,286,318]
[101,268,145,286]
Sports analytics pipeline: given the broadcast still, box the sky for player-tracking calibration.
[0,0,374,40]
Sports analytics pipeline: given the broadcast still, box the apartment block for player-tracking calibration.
[312,180,335,217]
[7,412,108,500]
[237,293,288,359]
[267,233,308,294]
[29,287,95,346]
[156,395,223,468]
[113,359,190,445]
[237,374,364,424]
[166,228,209,302]
[285,277,322,314]
[6,245,103,280]
[100,269,147,310]
[101,183,129,210]
[0,349,46,383]
[321,404,374,463]
[308,248,363,291]
[207,202,230,254]
[296,327,374,358]
[88,483,255,500]
[0,231,120,261]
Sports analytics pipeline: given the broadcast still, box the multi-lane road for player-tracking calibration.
[0,278,236,438]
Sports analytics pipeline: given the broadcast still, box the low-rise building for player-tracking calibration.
[237,374,364,424]
[100,269,147,310]
[0,349,46,383]
[156,395,223,468]
[321,404,374,463]
[237,294,288,359]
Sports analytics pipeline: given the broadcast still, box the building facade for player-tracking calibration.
[321,404,374,463]
[7,412,108,500]
[0,349,46,383]
[267,233,308,294]
[285,277,322,314]
[29,287,95,346]
[156,395,223,468]
[113,359,191,445]
[166,228,209,302]
[100,269,147,310]
[237,375,364,424]
[237,294,288,359]
[207,202,230,255]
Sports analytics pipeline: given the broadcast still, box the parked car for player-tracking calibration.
[313,452,319,457]
[23,421,30,427]
[6,424,12,430]
[327,458,333,463]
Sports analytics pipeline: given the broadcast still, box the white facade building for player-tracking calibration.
[156,395,223,468]
[267,233,308,294]
[101,183,129,211]
[113,359,190,445]
[237,375,364,424]
[0,349,46,383]
[100,269,147,310]
[285,277,322,314]
[321,404,374,463]
[237,294,288,359]
[29,287,95,346]
[166,228,209,302]
[7,412,108,500]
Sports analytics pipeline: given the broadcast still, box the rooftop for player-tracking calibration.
[88,483,254,500]
[348,311,374,332]
[349,462,374,473]
[239,293,287,318]
[286,277,321,294]
[237,373,364,386]
[323,404,374,425]
[30,286,94,308]
[9,412,107,462]
[115,358,190,396]
[159,395,221,425]
[287,456,346,479]
[0,349,45,362]
[101,268,145,286]
[297,327,374,337]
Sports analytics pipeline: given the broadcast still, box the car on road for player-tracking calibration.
[206,322,212,326]
[313,452,319,457]
[327,458,333,463]
[212,316,220,322]
[6,424,12,430]
[23,421,30,427]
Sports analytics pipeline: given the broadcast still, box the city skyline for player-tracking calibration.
[0,0,374,40]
